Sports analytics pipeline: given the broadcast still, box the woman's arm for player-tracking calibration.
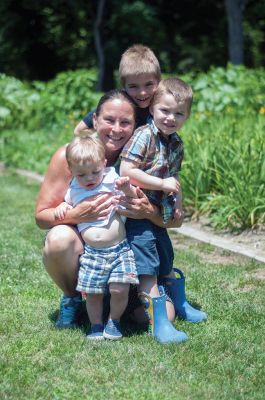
[35,146,114,229]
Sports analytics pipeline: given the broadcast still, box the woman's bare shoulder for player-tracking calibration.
[49,145,67,167]
[36,145,71,210]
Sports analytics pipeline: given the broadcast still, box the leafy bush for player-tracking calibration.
[1,65,265,231]
[191,64,265,116]
[31,69,102,129]
[0,74,39,129]
[0,69,102,131]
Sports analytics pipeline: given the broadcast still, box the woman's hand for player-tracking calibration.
[117,186,184,228]
[72,193,115,224]
[116,187,159,220]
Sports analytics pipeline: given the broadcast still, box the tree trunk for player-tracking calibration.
[224,0,247,65]
[93,0,106,91]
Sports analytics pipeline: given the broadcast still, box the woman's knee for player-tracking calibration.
[44,225,83,257]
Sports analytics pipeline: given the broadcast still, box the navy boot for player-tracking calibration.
[139,288,188,344]
[160,268,207,323]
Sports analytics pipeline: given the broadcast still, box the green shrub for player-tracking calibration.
[31,69,102,129]
[1,65,265,231]
[0,74,39,129]
[191,64,265,116]
[167,64,265,118]
[0,69,102,131]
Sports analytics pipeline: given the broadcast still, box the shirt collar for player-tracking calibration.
[147,116,182,144]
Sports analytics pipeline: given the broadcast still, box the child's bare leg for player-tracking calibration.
[138,275,175,321]
[103,283,129,340]
[86,294,104,325]
[138,274,187,344]
[138,274,160,297]
[109,283,130,320]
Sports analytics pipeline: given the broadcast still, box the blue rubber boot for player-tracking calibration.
[138,289,188,344]
[160,268,207,323]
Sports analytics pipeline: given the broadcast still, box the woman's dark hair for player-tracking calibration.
[95,89,137,122]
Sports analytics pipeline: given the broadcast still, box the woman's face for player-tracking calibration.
[93,99,135,156]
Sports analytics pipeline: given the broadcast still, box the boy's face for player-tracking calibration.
[70,159,106,190]
[124,73,159,109]
[150,93,189,136]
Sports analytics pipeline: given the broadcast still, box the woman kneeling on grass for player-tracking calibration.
[35,89,202,344]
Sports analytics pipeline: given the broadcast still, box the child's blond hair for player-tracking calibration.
[119,44,161,86]
[152,78,193,115]
[66,136,105,168]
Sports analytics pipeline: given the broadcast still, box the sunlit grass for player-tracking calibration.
[1,173,265,400]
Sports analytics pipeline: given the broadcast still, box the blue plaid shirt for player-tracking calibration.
[121,117,184,223]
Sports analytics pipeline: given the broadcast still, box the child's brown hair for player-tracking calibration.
[119,44,161,86]
[152,78,193,115]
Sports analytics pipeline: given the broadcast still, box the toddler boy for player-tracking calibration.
[54,136,139,340]
[120,77,189,223]
[120,77,207,325]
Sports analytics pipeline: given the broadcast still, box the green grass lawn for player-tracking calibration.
[0,173,265,400]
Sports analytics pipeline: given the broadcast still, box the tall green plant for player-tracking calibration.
[181,113,265,230]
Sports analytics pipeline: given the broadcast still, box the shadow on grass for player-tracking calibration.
[48,301,147,337]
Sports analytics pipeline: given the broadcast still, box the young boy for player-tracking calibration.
[120,77,189,222]
[120,77,207,325]
[74,44,160,135]
[54,136,139,340]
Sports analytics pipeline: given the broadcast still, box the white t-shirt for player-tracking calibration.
[65,167,119,232]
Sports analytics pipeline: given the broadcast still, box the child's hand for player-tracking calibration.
[54,202,73,220]
[115,176,131,194]
[173,207,184,221]
[162,177,180,193]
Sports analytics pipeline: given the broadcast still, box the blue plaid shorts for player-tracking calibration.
[76,239,139,294]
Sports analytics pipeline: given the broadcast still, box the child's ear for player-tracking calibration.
[104,159,107,167]
[92,113,97,130]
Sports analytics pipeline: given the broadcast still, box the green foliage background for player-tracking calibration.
[0,1,264,82]
[1,65,264,231]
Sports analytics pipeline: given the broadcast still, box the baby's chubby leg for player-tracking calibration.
[109,282,130,320]
[86,293,105,340]
[86,293,104,325]
[102,283,130,340]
